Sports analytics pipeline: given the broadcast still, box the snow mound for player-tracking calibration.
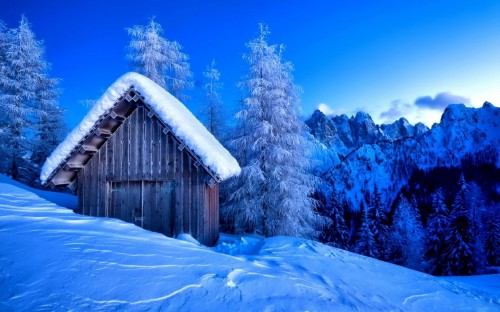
[41,72,240,183]
[1,176,498,311]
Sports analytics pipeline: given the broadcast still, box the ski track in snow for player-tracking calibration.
[0,178,499,311]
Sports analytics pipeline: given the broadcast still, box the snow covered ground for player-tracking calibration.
[0,177,498,311]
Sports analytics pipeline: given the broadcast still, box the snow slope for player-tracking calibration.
[0,178,498,311]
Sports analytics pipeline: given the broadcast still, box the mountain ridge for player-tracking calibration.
[307,102,500,210]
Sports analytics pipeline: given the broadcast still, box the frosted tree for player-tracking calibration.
[127,18,192,101]
[0,17,42,179]
[0,17,64,183]
[321,187,349,249]
[368,185,388,257]
[485,207,500,266]
[387,195,424,270]
[30,77,65,169]
[223,23,324,238]
[425,188,449,275]
[442,174,480,275]
[0,20,10,166]
[355,202,379,258]
[0,20,7,65]
[201,59,225,140]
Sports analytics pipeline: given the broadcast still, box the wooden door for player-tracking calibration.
[109,180,175,236]
[143,181,175,236]
[109,181,143,227]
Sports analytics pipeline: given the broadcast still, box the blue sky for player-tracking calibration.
[3,0,500,128]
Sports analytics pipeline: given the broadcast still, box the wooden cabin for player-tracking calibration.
[41,73,240,246]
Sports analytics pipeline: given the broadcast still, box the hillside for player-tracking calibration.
[0,176,498,311]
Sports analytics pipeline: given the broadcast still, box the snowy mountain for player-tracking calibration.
[307,102,500,210]
[0,175,498,311]
[306,110,430,158]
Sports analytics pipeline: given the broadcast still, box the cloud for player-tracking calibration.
[414,92,470,110]
[316,103,335,115]
[379,100,413,122]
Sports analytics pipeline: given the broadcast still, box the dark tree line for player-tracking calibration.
[318,150,500,276]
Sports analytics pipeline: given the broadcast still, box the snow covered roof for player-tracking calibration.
[41,72,240,185]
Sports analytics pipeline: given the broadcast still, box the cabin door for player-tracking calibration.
[108,180,175,236]
[109,181,143,227]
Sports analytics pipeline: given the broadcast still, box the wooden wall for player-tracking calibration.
[76,103,219,246]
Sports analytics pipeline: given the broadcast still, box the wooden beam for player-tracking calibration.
[79,145,98,154]
[50,179,70,188]
[64,162,84,172]
[147,110,156,118]
[96,128,112,138]
[162,127,171,134]
[110,110,126,121]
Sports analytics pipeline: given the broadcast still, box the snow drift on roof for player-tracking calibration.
[41,72,240,183]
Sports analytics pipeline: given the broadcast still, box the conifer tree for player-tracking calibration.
[322,187,349,249]
[355,202,379,258]
[442,174,480,275]
[485,208,500,266]
[368,185,388,257]
[387,195,424,270]
[127,18,192,100]
[223,23,323,238]
[425,188,449,275]
[0,16,64,182]
[201,59,224,140]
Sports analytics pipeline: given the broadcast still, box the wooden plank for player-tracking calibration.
[98,143,107,217]
[151,119,160,180]
[165,180,175,236]
[144,109,152,180]
[191,167,199,240]
[155,181,163,234]
[89,157,99,216]
[204,184,210,246]
[183,152,190,234]
[124,115,130,180]
[136,107,143,179]
[128,109,138,179]
[214,183,220,245]
[162,131,170,179]
[77,173,83,214]
[115,122,124,181]
[84,164,91,215]
[143,181,154,232]
[176,139,184,235]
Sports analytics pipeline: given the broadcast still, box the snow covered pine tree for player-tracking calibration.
[443,174,483,275]
[387,195,424,270]
[367,185,388,258]
[223,23,324,238]
[0,16,64,183]
[425,188,449,275]
[321,187,349,249]
[127,18,192,101]
[201,59,225,141]
[355,201,379,258]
